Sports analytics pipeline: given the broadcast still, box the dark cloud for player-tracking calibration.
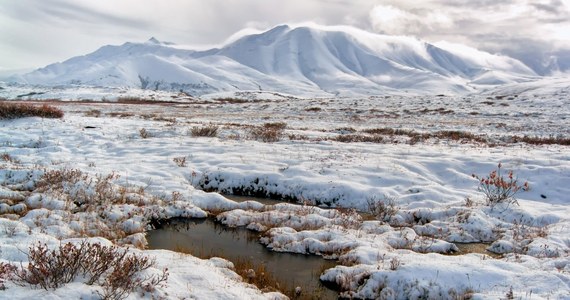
[531,0,565,14]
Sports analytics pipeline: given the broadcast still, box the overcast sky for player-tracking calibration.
[1,0,569,74]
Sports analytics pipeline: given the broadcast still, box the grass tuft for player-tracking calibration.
[190,124,219,137]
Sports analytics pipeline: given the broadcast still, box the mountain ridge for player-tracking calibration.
[12,24,540,96]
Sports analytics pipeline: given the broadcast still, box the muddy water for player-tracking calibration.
[453,242,502,258]
[146,217,339,299]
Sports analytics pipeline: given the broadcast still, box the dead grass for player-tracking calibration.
[84,109,101,117]
[1,153,20,164]
[511,135,570,146]
[213,97,250,104]
[115,96,155,104]
[107,112,135,118]
[233,257,283,292]
[362,128,414,136]
[366,195,398,223]
[249,122,287,142]
[435,130,487,143]
[190,124,219,137]
[0,102,64,119]
[333,134,383,143]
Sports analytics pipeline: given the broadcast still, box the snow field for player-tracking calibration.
[0,88,568,299]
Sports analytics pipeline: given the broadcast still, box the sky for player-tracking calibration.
[1,0,569,75]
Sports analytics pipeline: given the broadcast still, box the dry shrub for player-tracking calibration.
[107,112,134,118]
[287,133,310,141]
[139,128,151,138]
[333,208,362,230]
[1,153,20,164]
[190,124,219,137]
[367,195,398,223]
[335,127,357,133]
[362,128,413,136]
[435,130,486,143]
[361,128,491,145]
[213,97,250,104]
[173,156,187,167]
[0,262,18,290]
[249,122,287,142]
[116,96,154,104]
[0,102,64,119]
[35,168,122,210]
[472,163,529,207]
[10,241,167,300]
[35,168,87,192]
[512,135,570,146]
[389,257,401,270]
[84,109,101,117]
[333,134,383,143]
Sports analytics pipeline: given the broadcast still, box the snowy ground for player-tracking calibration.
[0,82,569,299]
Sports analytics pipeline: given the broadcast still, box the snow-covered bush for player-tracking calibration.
[472,163,529,207]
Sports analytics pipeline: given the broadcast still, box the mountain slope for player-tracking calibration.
[13,25,539,96]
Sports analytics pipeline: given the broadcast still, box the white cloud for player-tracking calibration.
[369,5,453,35]
[0,0,568,74]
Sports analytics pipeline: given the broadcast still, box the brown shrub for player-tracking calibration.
[190,124,219,137]
[11,241,168,299]
[213,97,250,104]
[0,102,64,119]
[512,135,570,146]
[249,122,287,142]
[435,130,487,143]
[333,134,383,143]
[362,128,414,136]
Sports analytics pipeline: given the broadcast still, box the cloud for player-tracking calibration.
[363,1,570,73]
[369,5,453,35]
[0,0,568,74]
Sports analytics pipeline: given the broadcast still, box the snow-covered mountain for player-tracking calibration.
[13,25,540,96]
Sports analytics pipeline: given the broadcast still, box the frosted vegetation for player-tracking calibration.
[0,76,568,299]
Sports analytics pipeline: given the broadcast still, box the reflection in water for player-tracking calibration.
[147,218,339,299]
[224,194,297,206]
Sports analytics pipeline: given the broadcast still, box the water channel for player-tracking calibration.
[146,195,499,299]
[146,217,339,299]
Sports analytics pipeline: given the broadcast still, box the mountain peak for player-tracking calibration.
[145,37,175,46]
[14,25,540,96]
[147,37,161,44]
